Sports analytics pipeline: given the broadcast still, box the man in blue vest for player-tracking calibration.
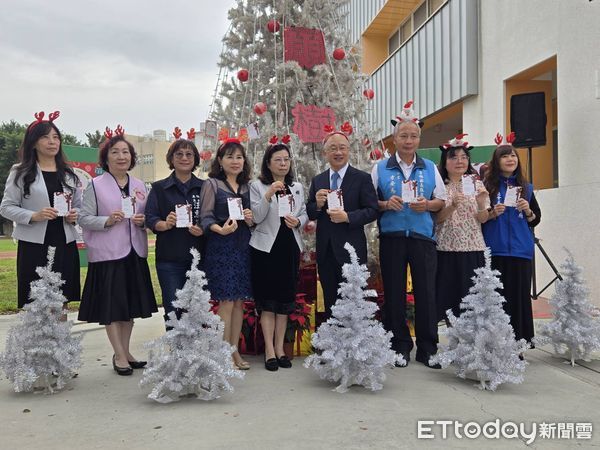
[371,101,446,368]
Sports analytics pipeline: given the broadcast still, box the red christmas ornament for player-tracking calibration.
[237,69,249,82]
[303,220,316,234]
[200,150,212,162]
[363,88,375,100]
[253,102,267,115]
[267,19,280,33]
[332,48,346,60]
[369,148,383,160]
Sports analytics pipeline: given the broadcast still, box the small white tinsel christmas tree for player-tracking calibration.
[140,249,244,403]
[0,247,82,393]
[430,249,528,391]
[533,249,600,366]
[304,243,401,393]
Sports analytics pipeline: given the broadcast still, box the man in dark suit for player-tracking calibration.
[307,132,378,321]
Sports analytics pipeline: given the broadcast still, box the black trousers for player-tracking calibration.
[380,235,438,355]
[317,242,344,321]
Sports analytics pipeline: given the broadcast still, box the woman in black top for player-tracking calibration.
[0,111,80,308]
[145,130,204,328]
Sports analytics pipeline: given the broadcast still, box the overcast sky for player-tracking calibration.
[0,0,237,141]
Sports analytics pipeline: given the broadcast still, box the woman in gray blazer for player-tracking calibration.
[249,139,308,371]
[0,112,80,308]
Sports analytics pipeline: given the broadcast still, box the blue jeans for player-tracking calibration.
[156,260,191,324]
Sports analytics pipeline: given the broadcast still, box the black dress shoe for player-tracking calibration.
[112,355,133,376]
[128,360,147,369]
[265,357,279,372]
[415,353,442,369]
[276,355,292,369]
[395,351,410,367]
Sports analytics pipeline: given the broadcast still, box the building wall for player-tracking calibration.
[462,0,600,304]
[125,135,172,185]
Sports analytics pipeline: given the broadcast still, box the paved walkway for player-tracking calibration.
[0,312,599,449]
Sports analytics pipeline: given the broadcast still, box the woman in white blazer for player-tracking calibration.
[0,112,80,308]
[249,138,308,371]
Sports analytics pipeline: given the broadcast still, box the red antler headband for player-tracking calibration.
[322,121,353,145]
[494,131,516,146]
[187,128,196,140]
[269,134,291,145]
[104,125,125,140]
[173,127,182,139]
[28,110,60,130]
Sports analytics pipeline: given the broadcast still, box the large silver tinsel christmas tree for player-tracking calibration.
[0,247,82,393]
[533,250,600,366]
[430,249,528,391]
[211,0,379,184]
[140,249,244,403]
[304,243,401,393]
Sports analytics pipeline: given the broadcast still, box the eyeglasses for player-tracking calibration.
[174,152,195,159]
[272,157,292,164]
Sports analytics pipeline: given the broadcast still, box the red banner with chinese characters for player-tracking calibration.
[292,103,336,143]
[284,27,326,69]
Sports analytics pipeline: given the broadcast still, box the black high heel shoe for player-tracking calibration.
[112,355,133,376]
[128,360,147,369]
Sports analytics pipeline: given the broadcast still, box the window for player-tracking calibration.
[428,0,445,15]
[388,30,400,54]
[413,2,427,29]
[400,19,412,45]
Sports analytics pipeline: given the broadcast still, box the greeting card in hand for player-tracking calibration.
[227,197,244,220]
[327,189,344,210]
[175,204,192,228]
[461,175,477,196]
[503,185,521,207]
[53,192,72,216]
[401,180,418,203]
[121,196,135,218]
[278,193,294,217]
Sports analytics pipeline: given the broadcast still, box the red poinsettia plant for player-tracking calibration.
[285,294,312,343]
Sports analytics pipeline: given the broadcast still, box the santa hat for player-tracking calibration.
[390,101,424,128]
[439,133,474,152]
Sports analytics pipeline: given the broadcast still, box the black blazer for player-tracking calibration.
[307,165,378,265]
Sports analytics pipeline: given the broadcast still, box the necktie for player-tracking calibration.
[331,171,340,190]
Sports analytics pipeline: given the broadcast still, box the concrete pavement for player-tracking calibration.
[0,311,599,449]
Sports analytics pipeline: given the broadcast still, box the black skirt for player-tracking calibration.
[251,221,300,315]
[78,250,157,325]
[491,255,535,344]
[17,240,80,308]
[435,250,485,322]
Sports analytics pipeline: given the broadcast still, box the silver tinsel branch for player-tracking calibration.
[0,247,82,393]
[304,243,401,393]
[431,248,528,391]
[140,249,244,403]
[533,249,600,366]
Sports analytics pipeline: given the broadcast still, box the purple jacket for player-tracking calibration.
[80,173,148,263]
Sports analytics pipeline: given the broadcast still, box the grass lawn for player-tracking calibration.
[0,236,163,314]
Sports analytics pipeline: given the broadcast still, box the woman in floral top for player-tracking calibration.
[435,134,490,323]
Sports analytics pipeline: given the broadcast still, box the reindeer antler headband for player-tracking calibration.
[28,110,60,130]
[172,127,196,140]
[322,121,353,145]
[104,124,125,140]
[494,131,516,146]
[269,134,291,146]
